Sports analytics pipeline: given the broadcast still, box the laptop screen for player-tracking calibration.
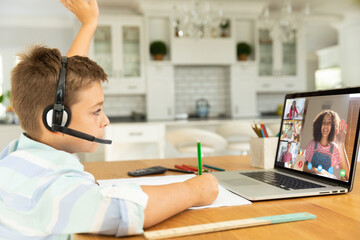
[274,88,360,184]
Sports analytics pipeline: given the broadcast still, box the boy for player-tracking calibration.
[0,0,219,239]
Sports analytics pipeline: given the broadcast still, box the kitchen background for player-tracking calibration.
[0,0,360,161]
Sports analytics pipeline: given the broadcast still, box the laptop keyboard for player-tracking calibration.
[241,171,325,191]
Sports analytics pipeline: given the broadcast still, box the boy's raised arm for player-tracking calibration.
[60,0,99,57]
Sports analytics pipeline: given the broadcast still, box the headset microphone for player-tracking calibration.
[42,56,112,145]
[52,125,112,144]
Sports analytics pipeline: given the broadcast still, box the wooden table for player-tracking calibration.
[75,156,360,239]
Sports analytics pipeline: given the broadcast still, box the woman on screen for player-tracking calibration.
[287,100,298,119]
[304,110,350,180]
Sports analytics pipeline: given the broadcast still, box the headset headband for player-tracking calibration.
[52,56,67,130]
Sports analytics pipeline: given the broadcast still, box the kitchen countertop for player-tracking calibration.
[106,115,281,126]
[0,116,281,126]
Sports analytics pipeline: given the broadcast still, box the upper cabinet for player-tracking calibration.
[257,27,306,92]
[171,15,236,65]
[91,16,145,95]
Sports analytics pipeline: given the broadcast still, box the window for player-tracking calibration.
[315,67,342,90]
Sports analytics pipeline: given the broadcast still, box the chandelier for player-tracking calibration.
[173,0,226,39]
[259,1,310,43]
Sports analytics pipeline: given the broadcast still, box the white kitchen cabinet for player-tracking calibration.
[146,62,174,120]
[256,27,306,92]
[104,123,166,161]
[91,16,145,95]
[230,62,258,117]
[171,38,235,65]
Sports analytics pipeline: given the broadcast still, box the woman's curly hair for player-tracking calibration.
[312,110,340,142]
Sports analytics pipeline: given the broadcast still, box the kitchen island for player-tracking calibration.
[0,116,281,162]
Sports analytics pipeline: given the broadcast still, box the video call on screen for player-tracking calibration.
[275,93,360,182]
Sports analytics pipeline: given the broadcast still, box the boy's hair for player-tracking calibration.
[11,45,107,137]
[312,109,340,142]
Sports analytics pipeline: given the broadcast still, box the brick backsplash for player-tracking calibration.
[103,95,146,117]
[102,66,231,118]
[174,66,231,117]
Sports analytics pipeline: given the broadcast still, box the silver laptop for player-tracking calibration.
[213,87,360,201]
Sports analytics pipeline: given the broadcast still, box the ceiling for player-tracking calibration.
[0,0,359,18]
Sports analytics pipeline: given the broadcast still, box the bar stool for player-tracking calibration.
[166,128,227,157]
[216,122,258,155]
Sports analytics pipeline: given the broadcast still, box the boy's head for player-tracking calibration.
[11,45,109,152]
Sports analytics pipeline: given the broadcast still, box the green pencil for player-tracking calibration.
[197,140,202,175]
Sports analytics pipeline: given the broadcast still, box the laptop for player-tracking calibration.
[213,87,360,201]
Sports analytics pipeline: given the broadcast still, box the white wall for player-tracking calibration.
[0,0,74,93]
[305,23,338,91]
[338,13,360,87]
[0,26,74,92]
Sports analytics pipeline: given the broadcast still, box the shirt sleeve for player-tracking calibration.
[0,170,148,238]
[53,177,149,237]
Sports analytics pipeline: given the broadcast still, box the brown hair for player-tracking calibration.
[10,45,107,137]
[312,110,340,142]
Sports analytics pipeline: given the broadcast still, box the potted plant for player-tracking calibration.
[150,41,167,61]
[0,90,13,122]
[0,90,10,106]
[237,42,252,61]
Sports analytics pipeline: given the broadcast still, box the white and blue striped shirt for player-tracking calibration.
[0,134,148,240]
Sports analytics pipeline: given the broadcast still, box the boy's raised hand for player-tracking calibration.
[60,0,99,57]
[60,0,99,28]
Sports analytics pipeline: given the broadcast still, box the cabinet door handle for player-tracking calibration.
[167,107,172,116]
[128,85,137,90]
[286,83,294,88]
[129,132,143,136]
[262,83,270,88]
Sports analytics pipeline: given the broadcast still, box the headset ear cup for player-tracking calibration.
[42,105,72,131]
[63,106,71,127]
[42,105,54,131]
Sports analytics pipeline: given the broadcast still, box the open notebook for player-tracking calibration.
[97,174,251,209]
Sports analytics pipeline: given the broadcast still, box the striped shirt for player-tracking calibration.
[0,134,148,239]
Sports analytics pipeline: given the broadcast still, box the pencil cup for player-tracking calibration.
[250,137,278,169]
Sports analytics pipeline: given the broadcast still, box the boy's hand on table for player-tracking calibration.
[185,174,219,207]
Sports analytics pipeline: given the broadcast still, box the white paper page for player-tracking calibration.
[97,174,251,209]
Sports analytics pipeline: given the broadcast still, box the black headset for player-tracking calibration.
[42,56,112,144]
